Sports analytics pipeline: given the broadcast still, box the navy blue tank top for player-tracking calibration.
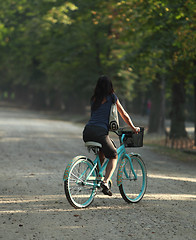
[86,93,118,131]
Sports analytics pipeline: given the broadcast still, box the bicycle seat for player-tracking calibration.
[85,142,102,148]
[85,142,102,154]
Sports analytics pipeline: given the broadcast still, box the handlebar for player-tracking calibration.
[113,128,127,144]
[113,127,143,135]
[113,127,144,145]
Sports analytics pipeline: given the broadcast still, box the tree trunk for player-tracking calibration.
[194,79,196,146]
[170,79,187,138]
[148,74,165,133]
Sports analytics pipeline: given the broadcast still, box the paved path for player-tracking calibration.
[0,107,195,240]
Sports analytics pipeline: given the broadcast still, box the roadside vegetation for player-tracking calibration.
[144,134,196,162]
[0,0,195,146]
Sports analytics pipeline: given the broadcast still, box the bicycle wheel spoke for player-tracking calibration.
[64,158,97,208]
[70,172,84,183]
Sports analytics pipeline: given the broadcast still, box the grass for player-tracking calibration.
[144,134,196,162]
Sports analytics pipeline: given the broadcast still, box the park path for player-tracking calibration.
[0,106,195,240]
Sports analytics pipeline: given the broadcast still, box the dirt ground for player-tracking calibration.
[0,106,195,240]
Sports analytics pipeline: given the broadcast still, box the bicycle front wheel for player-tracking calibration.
[64,157,97,209]
[118,155,147,203]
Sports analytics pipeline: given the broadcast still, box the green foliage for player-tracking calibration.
[0,0,195,127]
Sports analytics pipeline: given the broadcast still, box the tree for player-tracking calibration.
[0,0,195,143]
[110,0,196,138]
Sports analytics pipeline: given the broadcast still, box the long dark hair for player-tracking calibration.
[91,75,114,111]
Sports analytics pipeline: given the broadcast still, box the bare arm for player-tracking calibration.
[116,99,140,133]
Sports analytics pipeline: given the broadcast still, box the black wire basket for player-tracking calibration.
[118,127,144,147]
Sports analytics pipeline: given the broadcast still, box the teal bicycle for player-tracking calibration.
[63,128,147,209]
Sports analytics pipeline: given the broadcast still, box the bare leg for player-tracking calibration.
[99,150,105,166]
[98,150,105,173]
[103,155,118,184]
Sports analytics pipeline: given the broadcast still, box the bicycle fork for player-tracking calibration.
[117,153,139,186]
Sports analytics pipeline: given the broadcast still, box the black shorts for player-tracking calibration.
[83,125,117,159]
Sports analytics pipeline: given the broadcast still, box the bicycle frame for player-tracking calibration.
[83,134,137,187]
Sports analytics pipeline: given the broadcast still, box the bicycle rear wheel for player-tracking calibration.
[64,157,97,209]
[119,155,147,203]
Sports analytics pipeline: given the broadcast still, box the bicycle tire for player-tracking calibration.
[64,157,97,209]
[118,155,147,203]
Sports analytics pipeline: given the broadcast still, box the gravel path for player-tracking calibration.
[0,107,195,240]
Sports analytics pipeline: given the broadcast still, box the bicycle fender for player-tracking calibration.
[130,152,141,158]
[63,155,87,181]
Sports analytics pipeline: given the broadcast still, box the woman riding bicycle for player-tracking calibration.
[83,75,140,196]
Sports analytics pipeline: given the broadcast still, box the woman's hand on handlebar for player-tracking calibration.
[133,127,140,133]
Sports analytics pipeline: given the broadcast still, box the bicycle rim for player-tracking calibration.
[119,156,147,203]
[64,158,97,208]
